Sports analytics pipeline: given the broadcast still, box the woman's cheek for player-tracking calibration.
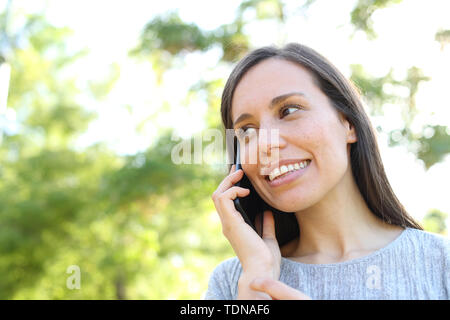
[294,121,323,160]
[315,127,350,192]
[301,122,343,183]
[241,139,259,166]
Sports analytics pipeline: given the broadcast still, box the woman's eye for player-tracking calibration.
[280,105,302,118]
[240,127,257,136]
[235,127,257,142]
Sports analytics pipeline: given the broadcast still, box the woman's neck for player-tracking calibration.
[283,167,404,263]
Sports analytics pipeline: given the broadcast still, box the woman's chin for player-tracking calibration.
[267,192,319,213]
[267,199,307,213]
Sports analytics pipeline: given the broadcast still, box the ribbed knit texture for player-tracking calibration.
[204,228,450,299]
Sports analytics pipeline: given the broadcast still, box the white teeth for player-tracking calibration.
[268,160,310,181]
[268,168,280,181]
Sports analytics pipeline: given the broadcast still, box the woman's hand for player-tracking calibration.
[211,164,281,280]
[249,277,312,300]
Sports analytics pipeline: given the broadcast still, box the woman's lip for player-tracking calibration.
[265,160,311,188]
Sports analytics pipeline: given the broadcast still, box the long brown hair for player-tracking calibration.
[221,43,423,245]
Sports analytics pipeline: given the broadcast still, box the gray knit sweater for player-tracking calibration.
[204,228,450,299]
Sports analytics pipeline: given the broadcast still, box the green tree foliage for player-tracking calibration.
[422,209,448,236]
[435,29,450,50]
[351,64,450,169]
[130,9,250,83]
[0,11,227,299]
[0,12,122,298]
[350,0,403,39]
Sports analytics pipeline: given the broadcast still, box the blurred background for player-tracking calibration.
[0,0,449,299]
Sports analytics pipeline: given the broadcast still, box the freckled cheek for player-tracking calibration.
[314,131,349,179]
[288,123,341,170]
[287,123,322,156]
[240,141,261,174]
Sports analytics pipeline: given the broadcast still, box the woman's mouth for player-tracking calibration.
[265,159,311,188]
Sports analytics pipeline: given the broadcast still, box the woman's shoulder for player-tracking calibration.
[405,227,450,246]
[403,227,450,256]
[204,256,242,300]
[211,256,243,279]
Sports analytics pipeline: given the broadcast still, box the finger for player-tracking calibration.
[220,186,250,202]
[249,278,312,300]
[217,187,253,238]
[262,210,276,240]
[214,168,245,195]
[216,186,250,222]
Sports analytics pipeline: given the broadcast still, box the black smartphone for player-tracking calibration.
[232,140,299,247]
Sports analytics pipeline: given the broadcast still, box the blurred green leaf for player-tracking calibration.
[422,209,448,235]
[350,0,403,39]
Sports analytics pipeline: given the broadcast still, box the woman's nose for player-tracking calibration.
[257,127,283,166]
[258,127,278,151]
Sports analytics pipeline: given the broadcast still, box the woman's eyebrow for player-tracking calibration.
[232,91,305,128]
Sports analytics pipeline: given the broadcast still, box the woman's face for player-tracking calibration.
[231,58,357,212]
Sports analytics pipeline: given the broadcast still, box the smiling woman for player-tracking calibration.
[206,43,450,300]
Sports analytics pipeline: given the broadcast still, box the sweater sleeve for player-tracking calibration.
[203,257,242,300]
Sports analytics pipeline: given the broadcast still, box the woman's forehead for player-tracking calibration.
[231,59,317,120]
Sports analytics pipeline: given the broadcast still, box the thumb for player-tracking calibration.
[262,210,276,240]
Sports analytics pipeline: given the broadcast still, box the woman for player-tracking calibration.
[207,43,449,300]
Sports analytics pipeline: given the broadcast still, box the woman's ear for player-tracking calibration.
[337,112,357,143]
[343,117,357,144]
[347,121,357,143]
